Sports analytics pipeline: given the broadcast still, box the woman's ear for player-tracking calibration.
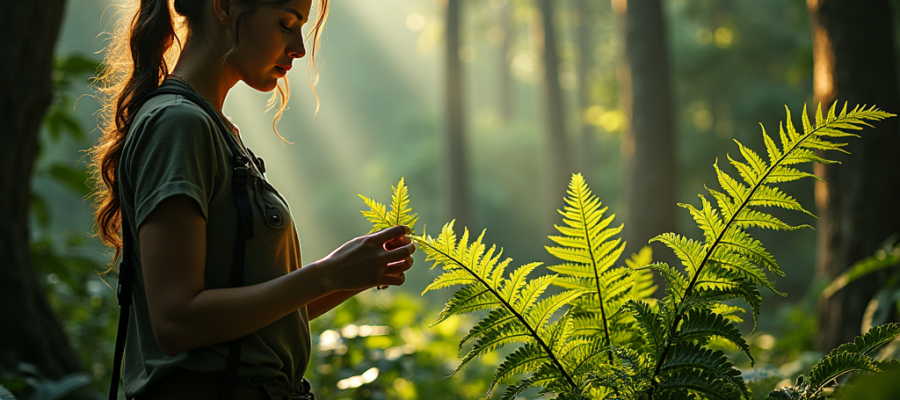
[211,0,234,24]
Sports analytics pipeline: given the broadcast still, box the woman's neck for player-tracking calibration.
[171,39,238,111]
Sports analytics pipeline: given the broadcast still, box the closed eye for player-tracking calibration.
[280,22,291,32]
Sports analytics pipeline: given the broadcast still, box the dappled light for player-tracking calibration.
[3,0,900,399]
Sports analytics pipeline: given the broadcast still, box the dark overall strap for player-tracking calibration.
[108,211,134,400]
[108,86,255,400]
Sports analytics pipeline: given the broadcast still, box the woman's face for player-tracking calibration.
[225,0,312,92]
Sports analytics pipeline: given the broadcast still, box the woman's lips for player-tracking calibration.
[275,65,289,75]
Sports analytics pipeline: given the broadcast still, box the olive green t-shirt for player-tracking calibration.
[119,80,311,398]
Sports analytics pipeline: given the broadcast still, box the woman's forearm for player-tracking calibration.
[158,262,334,355]
[307,288,366,320]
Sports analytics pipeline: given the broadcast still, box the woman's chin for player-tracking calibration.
[244,78,281,93]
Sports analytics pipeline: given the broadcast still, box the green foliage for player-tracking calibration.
[766,323,900,399]
[0,364,92,400]
[822,236,900,333]
[359,102,899,399]
[306,292,495,399]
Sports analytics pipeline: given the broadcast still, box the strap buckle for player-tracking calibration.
[288,379,314,400]
[116,262,133,307]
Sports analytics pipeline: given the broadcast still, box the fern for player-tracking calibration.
[643,103,893,399]
[418,223,592,397]
[545,174,644,355]
[360,183,599,398]
[766,323,900,399]
[359,177,419,233]
[357,102,896,400]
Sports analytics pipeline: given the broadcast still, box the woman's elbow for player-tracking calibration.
[151,316,190,356]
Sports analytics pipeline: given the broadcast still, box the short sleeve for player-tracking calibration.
[124,100,220,229]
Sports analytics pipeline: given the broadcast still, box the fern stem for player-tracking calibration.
[648,117,832,397]
[416,238,580,392]
[573,186,620,396]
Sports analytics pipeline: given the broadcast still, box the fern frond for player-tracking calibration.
[546,173,631,355]
[491,343,549,395]
[660,342,749,398]
[627,247,658,299]
[627,300,666,357]
[804,352,878,397]
[455,323,533,374]
[830,322,900,358]
[677,309,753,364]
[417,221,581,393]
[646,103,894,398]
[358,177,419,233]
[429,286,497,326]
[655,368,740,400]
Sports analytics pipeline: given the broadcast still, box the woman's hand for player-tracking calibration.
[314,225,416,292]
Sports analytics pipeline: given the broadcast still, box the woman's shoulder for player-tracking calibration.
[133,91,218,133]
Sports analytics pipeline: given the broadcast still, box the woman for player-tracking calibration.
[88,0,416,399]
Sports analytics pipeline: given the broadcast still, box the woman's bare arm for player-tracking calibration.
[306,289,365,320]
[306,235,412,320]
[139,195,413,356]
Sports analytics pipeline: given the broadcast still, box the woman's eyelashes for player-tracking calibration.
[280,21,291,32]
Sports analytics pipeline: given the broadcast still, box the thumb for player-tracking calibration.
[378,272,406,287]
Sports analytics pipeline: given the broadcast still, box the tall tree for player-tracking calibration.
[444,0,473,227]
[574,0,596,177]
[0,0,82,378]
[613,0,678,271]
[498,1,514,123]
[538,0,572,220]
[809,0,900,351]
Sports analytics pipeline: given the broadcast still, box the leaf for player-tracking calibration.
[829,322,900,358]
[660,342,749,399]
[0,385,15,400]
[358,177,418,234]
[491,343,549,394]
[546,173,631,351]
[429,285,497,326]
[652,233,706,277]
[627,300,666,357]
[678,308,754,365]
[822,244,899,298]
[31,372,91,400]
[805,352,878,395]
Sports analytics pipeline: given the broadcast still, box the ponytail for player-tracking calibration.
[90,0,181,271]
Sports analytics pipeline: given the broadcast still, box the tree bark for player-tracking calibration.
[0,0,82,378]
[444,0,473,227]
[809,0,900,352]
[538,0,572,220]
[614,0,678,274]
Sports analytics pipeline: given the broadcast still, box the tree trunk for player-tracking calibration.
[0,0,82,378]
[499,2,513,123]
[614,0,678,274]
[809,0,900,352]
[444,0,473,227]
[538,0,572,220]
[574,0,596,178]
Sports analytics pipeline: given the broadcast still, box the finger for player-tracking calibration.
[368,225,410,246]
[384,257,414,275]
[384,235,411,250]
[383,242,416,261]
[379,272,406,287]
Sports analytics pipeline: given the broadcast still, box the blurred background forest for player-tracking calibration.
[2,0,900,399]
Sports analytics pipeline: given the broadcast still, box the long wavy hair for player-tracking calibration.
[89,0,329,269]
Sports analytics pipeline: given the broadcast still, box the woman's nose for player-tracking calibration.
[287,40,306,59]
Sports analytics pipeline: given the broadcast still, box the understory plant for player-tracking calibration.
[359,103,899,399]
